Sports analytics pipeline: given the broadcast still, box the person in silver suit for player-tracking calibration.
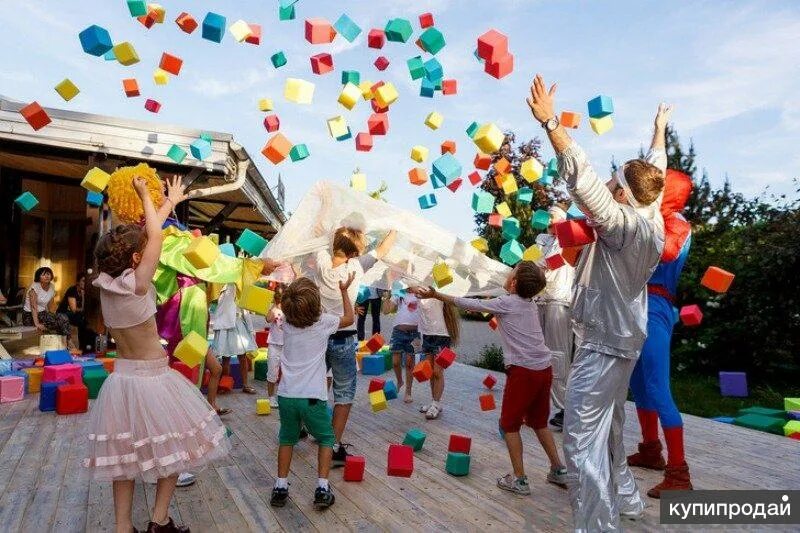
[527,73,672,532]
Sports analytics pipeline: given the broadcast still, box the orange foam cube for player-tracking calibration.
[159,52,183,75]
[701,266,735,293]
[494,157,511,175]
[261,133,292,164]
[474,153,492,170]
[560,111,581,129]
[20,101,51,131]
[122,78,140,97]
[441,140,456,154]
[488,317,498,330]
[175,12,198,33]
[413,360,432,382]
[408,167,428,186]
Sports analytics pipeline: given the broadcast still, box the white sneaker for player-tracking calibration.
[419,404,430,413]
[425,404,441,419]
[546,467,568,488]
[269,396,279,408]
[497,474,531,495]
[176,472,196,487]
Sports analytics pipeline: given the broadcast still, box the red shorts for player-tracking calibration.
[499,365,552,432]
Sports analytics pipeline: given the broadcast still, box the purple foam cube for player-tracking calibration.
[719,371,748,397]
[788,411,800,421]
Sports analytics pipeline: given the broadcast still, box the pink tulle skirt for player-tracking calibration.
[83,357,230,482]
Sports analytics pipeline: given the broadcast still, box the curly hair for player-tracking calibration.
[282,277,321,328]
[94,224,146,278]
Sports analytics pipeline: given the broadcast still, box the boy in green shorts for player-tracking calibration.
[271,274,355,509]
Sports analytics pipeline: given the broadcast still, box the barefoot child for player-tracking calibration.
[86,175,229,532]
[266,285,285,408]
[416,261,568,493]
[270,274,356,510]
[382,289,420,403]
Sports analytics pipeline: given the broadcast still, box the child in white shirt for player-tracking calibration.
[266,285,285,408]
[382,290,420,403]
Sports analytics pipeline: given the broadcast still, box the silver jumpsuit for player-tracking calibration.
[557,141,666,532]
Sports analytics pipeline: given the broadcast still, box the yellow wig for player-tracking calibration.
[107,163,165,224]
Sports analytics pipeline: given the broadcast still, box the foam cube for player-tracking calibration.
[516,159,543,184]
[419,27,446,54]
[240,285,274,316]
[445,452,470,476]
[719,371,748,397]
[413,359,433,382]
[174,331,208,368]
[502,218,521,240]
[419,78,436,98]
[112,42,139,66]
[424,112,444,130]
[366,333,385,353]
[289,144,310,162]
[448,434,472,454]
[79,167,111,193]
[383,380,398,400]
[337,83,361,111]
[83,369,108,399]
[355,132,373,152]
[14,192,38,212]
[368,28,385,48]
[284,78,316,104]
[278,4,296,21]
[258,98,274,112]
[97,358,115,374]
[467,171,482,186]
[403,429,426,451]
[435,347,456,369]
[368,113,389,136]
[560,111,581,129]
[127,0,146,16]
[590,116,614,135]
[529,209,551,231]
[679,305,703,327]
[79,25,113,56]
[701,266,735,293]
[183,236,220,269]
[406,56,425,80]
[56,383,89,414]
[305,18,336,44]
[155,53,182,78]
[369,390,388,413]
[555,220,596,248]
[23,367,43,393]
[311,53,334,75]
[123,78,140,97]
[236,228,267,256]
[374,56,390,71]
[477,393,496,411]
[20,102,51,131]
[384,18,413,42]
[418,12,434,28]
[344,455,366,481]
[53,78,80,102]
[256,398,271,415]
[79,361,104,374]
[588,95,614,119]
[419,194,437,209]
[482,374,497,389]
[477,29,508,63]
[432,153,461,186]
[488,213,504,227]
[496,202,512,218]
[226,19,251,42]
[387,444,414,477]
[144,99,161,113]
[734,414,786,435]
[175,12,198,33]
[39,381,66,411]
[469,191,494,214]
[341,71,360,86]
[500,240,524,266]
[512,187,532,205]
[350,172,367,191]
[474,153,492,170]
[332,13,361,42]
[152,69,169,86]
[432,262,453,288]
[271,51,288,68]
[263,114,280,133]
[201,12,226,42]
[361,355,384,376]
[43,363,82,385]
[523,245,543,263]
[423,58,443,81]
[484,52,514,79]
[262,133,292,164]
[373,83,399,108]
[473,123,504,153]
[784,420,800,436]
[470,237,488,254]
[0,376,24,403]
[488,316,499,330]
[738,406,785,418]
[786,398,800,412]
[367,378,387,394]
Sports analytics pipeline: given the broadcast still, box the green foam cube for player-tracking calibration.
[785,398,800,411]
[83,368,108,399]
[517,187,533,204]
[500,239,524,266]
[407,56,425,80]
[290,144,310,162]
[502,217,521,240]
[383,351,392,372]
[402,428,426,451]
[472,191,495,214]
[167,144,187,164]
[271,51,287,68]
[734,414,786,435]
[254,359,268,381]
[737,406,786,419]
[384,18,413,42]
[278,4,295,21]
[235,228,268,257]
[445,452,470,476]
[531,209,551,230]
[419,27,446,54]
[127,0,147,17]
[341,70,360,85]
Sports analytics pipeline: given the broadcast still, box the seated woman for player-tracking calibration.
[57,272,95,351]
[22,266,73,347]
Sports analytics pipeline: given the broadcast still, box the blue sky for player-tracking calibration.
[1,0,798,238]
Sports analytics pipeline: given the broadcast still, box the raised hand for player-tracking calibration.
[654,103,674,130]
[526,74,558,123]
[132,176,148,198]
[165,175,188,207]
[414,286,437,300]
[339,272,356,292]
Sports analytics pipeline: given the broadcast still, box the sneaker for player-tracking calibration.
[331,443,352,468]
[549,410,564,431]
[269,397,279,409]
[418,403,430,413]
[176,472,196,488]
[425,404,441,420]
[547,467,568,488]
[497,473,531,495]
[270,486,289,507]
[313,486,336,509]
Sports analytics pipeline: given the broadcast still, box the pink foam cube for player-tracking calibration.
[144,99,161,113]
[42,363,82,385]
[0,376,25,403]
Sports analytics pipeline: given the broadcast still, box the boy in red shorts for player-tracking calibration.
[416,261,567,495]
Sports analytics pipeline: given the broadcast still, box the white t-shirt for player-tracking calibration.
[311,250,377,331]
[278,313,340,400]
[418,298,448,337]
[23,283,55,313]
[267,307,284,346]
[392,293,420,327]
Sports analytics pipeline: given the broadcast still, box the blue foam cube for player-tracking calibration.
[333,14,362,42]
[567,203,585,219]
[219,243,236,257]
[361,355,384,376]
[103,49,116,61]
[587,95,614,119]
[423,58,443,81]
[14,192,39,212]
[86,191,104,207]
[45,349,72,366]
[711,416,736,424]
[0,361,12,375]
[383,380,398,400]
[418,194,437,209]
[126,0,147,17]
[202,12,226,43]
[79,25,113,56]
[190,139,212,160]
[39,381,67,412]
[420,78,435,98]
[431,153,462,186]
[546,158,559,178]
[517,187,533,204]
[228,358,243,389]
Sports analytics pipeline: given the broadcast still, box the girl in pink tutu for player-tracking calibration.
[85,175,230,533]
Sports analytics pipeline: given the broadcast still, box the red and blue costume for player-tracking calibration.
[628,169,694,497]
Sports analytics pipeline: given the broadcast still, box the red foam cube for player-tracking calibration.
[562,246,582,267]
[370,99,388,114]
[263,114,280,133]
[368,29,385,49]
[171,361,200,383]
[468,171,482,186]
[488,213,503,227]
[344,455,366,481]
[554,220,596,248]
[484,53,514,79]
[483,374,497,389]
[138,14,156,28]
[144,99,161,113]
[479,393,496,411]
[305,18,336,44]
[374,56,390,71]
[434,347,457,369]
[442,79,457,95]
[365,333,385,353]
[56,383,88,415]
[413,360,432,382]
[387,444,414,477]
[477,29,509,63]
[355,132,373,152]
[159,52,183,75]
[175,12,198,34]
[368,378,386,393]
[368,113,389,135]
[446,178,463,193]
[255,330,268,348]
[310,53,334,75]
[474,153,492,170]
[545,254,565,270]
[560,111,581,129]
[245,23,261,45]
[20,101,51,131]
[441,140,456,154]
[448,434,472,454]
[218,375,234,393]
[419,12,434,28]
[679,304,703,327]
[701,266,735,294]
[488,317,498,330]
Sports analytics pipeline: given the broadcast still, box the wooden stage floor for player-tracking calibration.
[1,362,798,532]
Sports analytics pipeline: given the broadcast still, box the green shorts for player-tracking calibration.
[277,396,335,447]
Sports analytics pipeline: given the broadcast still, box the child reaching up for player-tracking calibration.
[87,175,229,532]
[270,273,356,510]
[209,282,258,402]
[382,289,420,403]
[266,285,284,408]
[416,261,568,494]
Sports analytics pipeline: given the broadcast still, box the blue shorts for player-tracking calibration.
[325,335,358,405]
[390,327,419,355]
[422,334,451,356]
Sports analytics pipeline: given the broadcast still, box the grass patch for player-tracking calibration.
[473,344,504,372]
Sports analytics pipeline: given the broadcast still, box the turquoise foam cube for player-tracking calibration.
[341,70,360,85]
[335,128,352,141]
[79,361,104,374]
[432,153,461,185]
[500,239,524,266]
[567,203,585,219]
[712,416,736,424]
[472,191,495,214]
[0,361,11,375]
[236,228,267,256]
[200,132,213,142]
[290,144,310,162]
[190,139,212,160]
[83,368,108,399]
[79,25,113,56]
[219,243,236,257]
[588,95,614,119]
[423,58,443,81]
[270,51,287,68]
[407,56,425,80]
[356,286,370,305]
[103,49,116,61]
[517,187,533,204]
[167,144,187,164]
[202,12,226,43]
[466,121,479,138]
[278,4,295,21]
[419,78,435,98]
[546,158,559,178]
[384,18,413,42]
[445,452,470,476]
[539,173,553,187]
[383,380,398,400]
[127,0,147,17]
[418,194,437,210]
[15,192,39,212]
[403,428,426,451]
[333,14,361,42]
[87,191,104,207]
[502,217,521,240]
[531,209,551,230]
[361,355,384,376]
[419,27,446,54]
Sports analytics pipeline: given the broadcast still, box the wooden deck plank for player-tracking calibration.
[51,411,91,532]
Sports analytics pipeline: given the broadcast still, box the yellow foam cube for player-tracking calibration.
[147,3,165,23]
[183,236,220,269]
[471,237,489,253]
[590,116,614,135]
[81,167,111,193]
[500,175,518,195]
[23,367,43,393]
[473,123,504,153]
[284,78,315,104]
[338,82,361,110]
[114,42,140,66]
[350,172,367,191]
[174,330,208,368]
[424,111,443,130]
[54,79,80,101]
[258,98,274,112]
[359,80,374,100]
[369,390,388,413]
[520,158,543,182]
[209,233,219,245]
[229,19,253,42]
[373,82,398,108]
[411,145,429,163]
[432,262,453,288]
[240,285,275,315]
[496,202,512,218]
[153,68,169,85]
[256,398,271,415]
[523,245,543,262]
[327,115,349,139]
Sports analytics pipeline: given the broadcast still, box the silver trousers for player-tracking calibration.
[537,302,573,411]
[563,348,644,532]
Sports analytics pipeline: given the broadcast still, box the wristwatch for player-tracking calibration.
[541,116,560,132]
